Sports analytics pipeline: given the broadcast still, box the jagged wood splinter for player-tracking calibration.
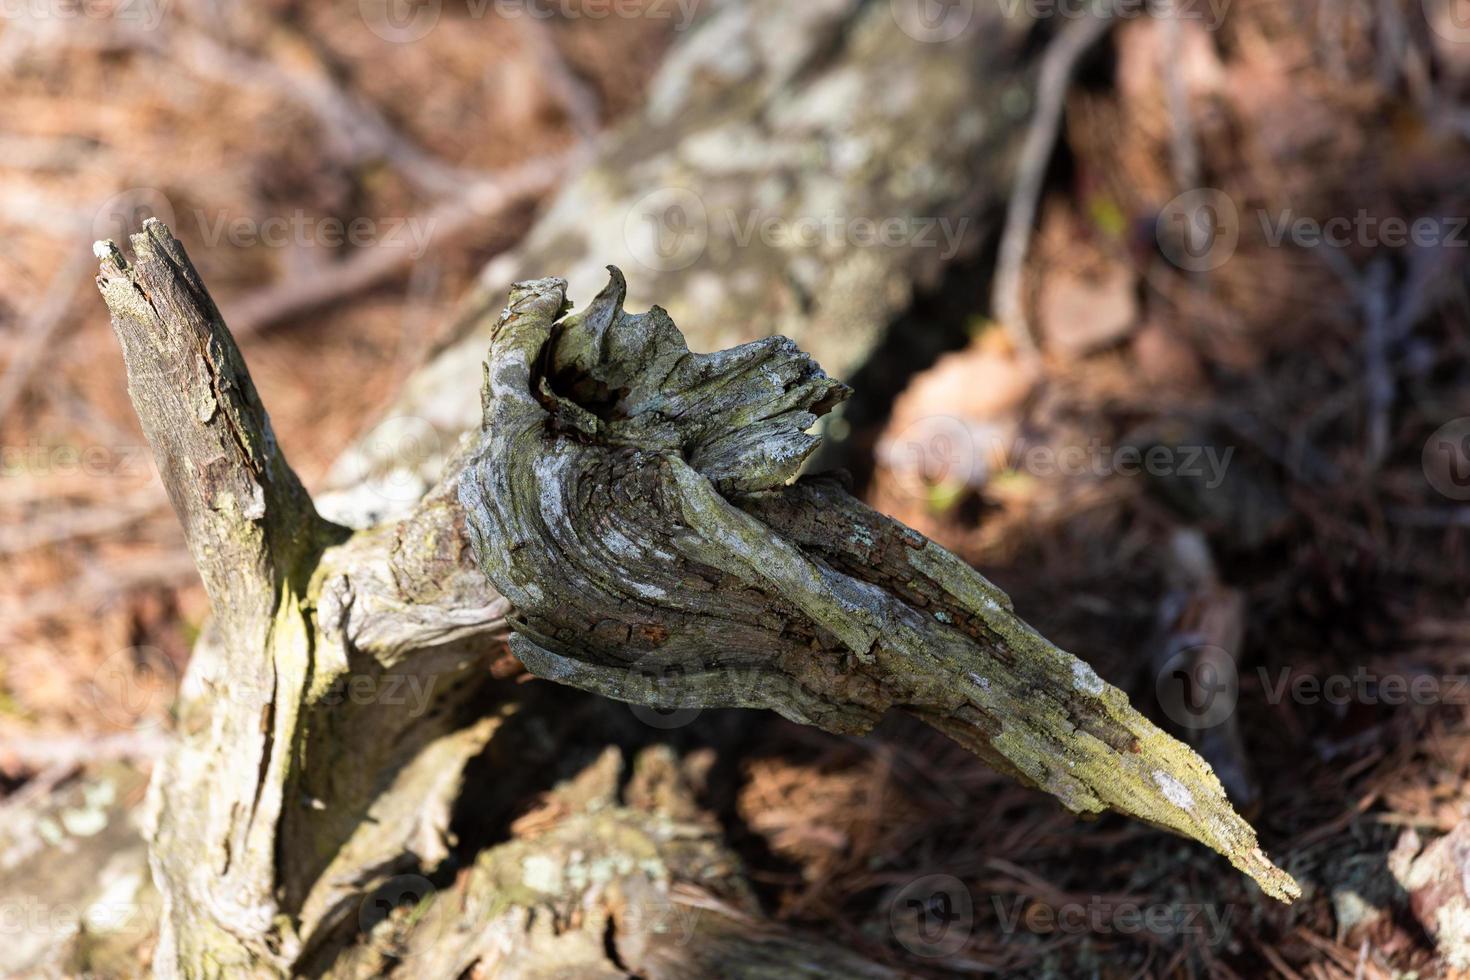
[460,268,1300,903]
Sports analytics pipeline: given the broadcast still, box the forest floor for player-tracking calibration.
[3,1,1470,977]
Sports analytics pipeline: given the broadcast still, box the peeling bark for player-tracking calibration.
[309,744,903,979]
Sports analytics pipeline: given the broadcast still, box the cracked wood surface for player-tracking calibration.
[78,6,1255,974]
[99,217,1296,977]
[460,270,1301,904]
[97,222,905,978]
[99,222,517,976]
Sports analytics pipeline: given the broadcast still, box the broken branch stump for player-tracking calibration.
[97,221,1295,977]
[459,268,1300,904]
[98,221,909,978]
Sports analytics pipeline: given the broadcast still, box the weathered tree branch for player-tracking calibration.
[97,222,906,978]
[96,223,336,646]
[99,221,517,975]
[68,4,1302,974]
[98,217,1297,976]
[460,269,1301,904]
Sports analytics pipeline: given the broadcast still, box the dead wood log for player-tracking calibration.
[324,0,1041,527]
[459,267,1299,905]
[97,221,905,978]
[97,217,1297,975]
[308,743,904,979]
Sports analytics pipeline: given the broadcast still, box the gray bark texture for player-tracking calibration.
[99,221,913,978]
[74,3,1303,977]
[321,0,1037,527]
[95,219,1294,977]
[459,269,1295,905]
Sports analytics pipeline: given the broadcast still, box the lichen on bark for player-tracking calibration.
[460,270,1301,903]
[97,219,1296,978]
[98,222,903,978]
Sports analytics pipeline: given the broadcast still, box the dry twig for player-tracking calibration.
[991,3,1118,357]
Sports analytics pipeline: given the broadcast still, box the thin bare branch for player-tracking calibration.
[991,5,1118,358]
